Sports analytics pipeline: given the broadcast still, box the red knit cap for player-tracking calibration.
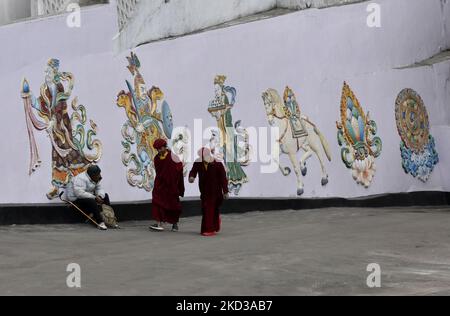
[153,139,168,150]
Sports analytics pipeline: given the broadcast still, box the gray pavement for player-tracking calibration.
[0,207,449,296]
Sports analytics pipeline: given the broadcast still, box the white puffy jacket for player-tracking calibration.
[66,172,105,202]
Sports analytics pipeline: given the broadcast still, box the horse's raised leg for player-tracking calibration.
[300,146,313,176]
[287,151,304,196]
[271,144,292,176]
[279,163,291,176]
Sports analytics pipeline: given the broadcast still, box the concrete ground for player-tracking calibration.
[0,207,449,296]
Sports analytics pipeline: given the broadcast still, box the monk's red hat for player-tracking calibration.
[153,139,167,150]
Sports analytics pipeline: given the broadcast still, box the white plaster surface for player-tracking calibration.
[0,0,448,204]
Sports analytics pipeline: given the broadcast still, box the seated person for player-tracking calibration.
[66,165,112,230]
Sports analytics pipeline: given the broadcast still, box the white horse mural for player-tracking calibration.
[262,87,332,196]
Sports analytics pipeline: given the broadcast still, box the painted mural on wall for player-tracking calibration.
[21,59,102,200]
[208,75,250,195]
[116,52,188,192]
[262,87,332,196]
[395,88,439,182]
[336,82,382,188]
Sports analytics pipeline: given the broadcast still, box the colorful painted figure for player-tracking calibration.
[22,59,102,199]
[21,59,102,199]
[208,75,249,195]
[117,52,187,191]
[395,88,438,182]
[336,82,382,188]
[262,87,331,196]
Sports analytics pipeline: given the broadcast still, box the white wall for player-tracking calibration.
[32,0,109,16]
[115,0,371,51]
[277,0,366,9]
[115,0,278,51]
[0,0,449,204]
[0,0,31,25]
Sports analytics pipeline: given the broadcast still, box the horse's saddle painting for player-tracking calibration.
[283,87,308,139]
[289,116,308,138]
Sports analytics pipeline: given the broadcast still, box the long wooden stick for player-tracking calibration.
[59,192,100,227]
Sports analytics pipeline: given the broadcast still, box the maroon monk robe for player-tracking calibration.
[152,150,185,224]
[189,161,229,234]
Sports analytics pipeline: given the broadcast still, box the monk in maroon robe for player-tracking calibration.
[150,139,185,232]
[189,148,229,236]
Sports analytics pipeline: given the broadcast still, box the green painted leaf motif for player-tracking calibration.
[371,137,383,158]
[337,129,345,146]
[341,147,354,169]
[72,124,85,151]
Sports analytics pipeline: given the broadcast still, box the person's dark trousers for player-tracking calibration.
[74,194,111,224]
